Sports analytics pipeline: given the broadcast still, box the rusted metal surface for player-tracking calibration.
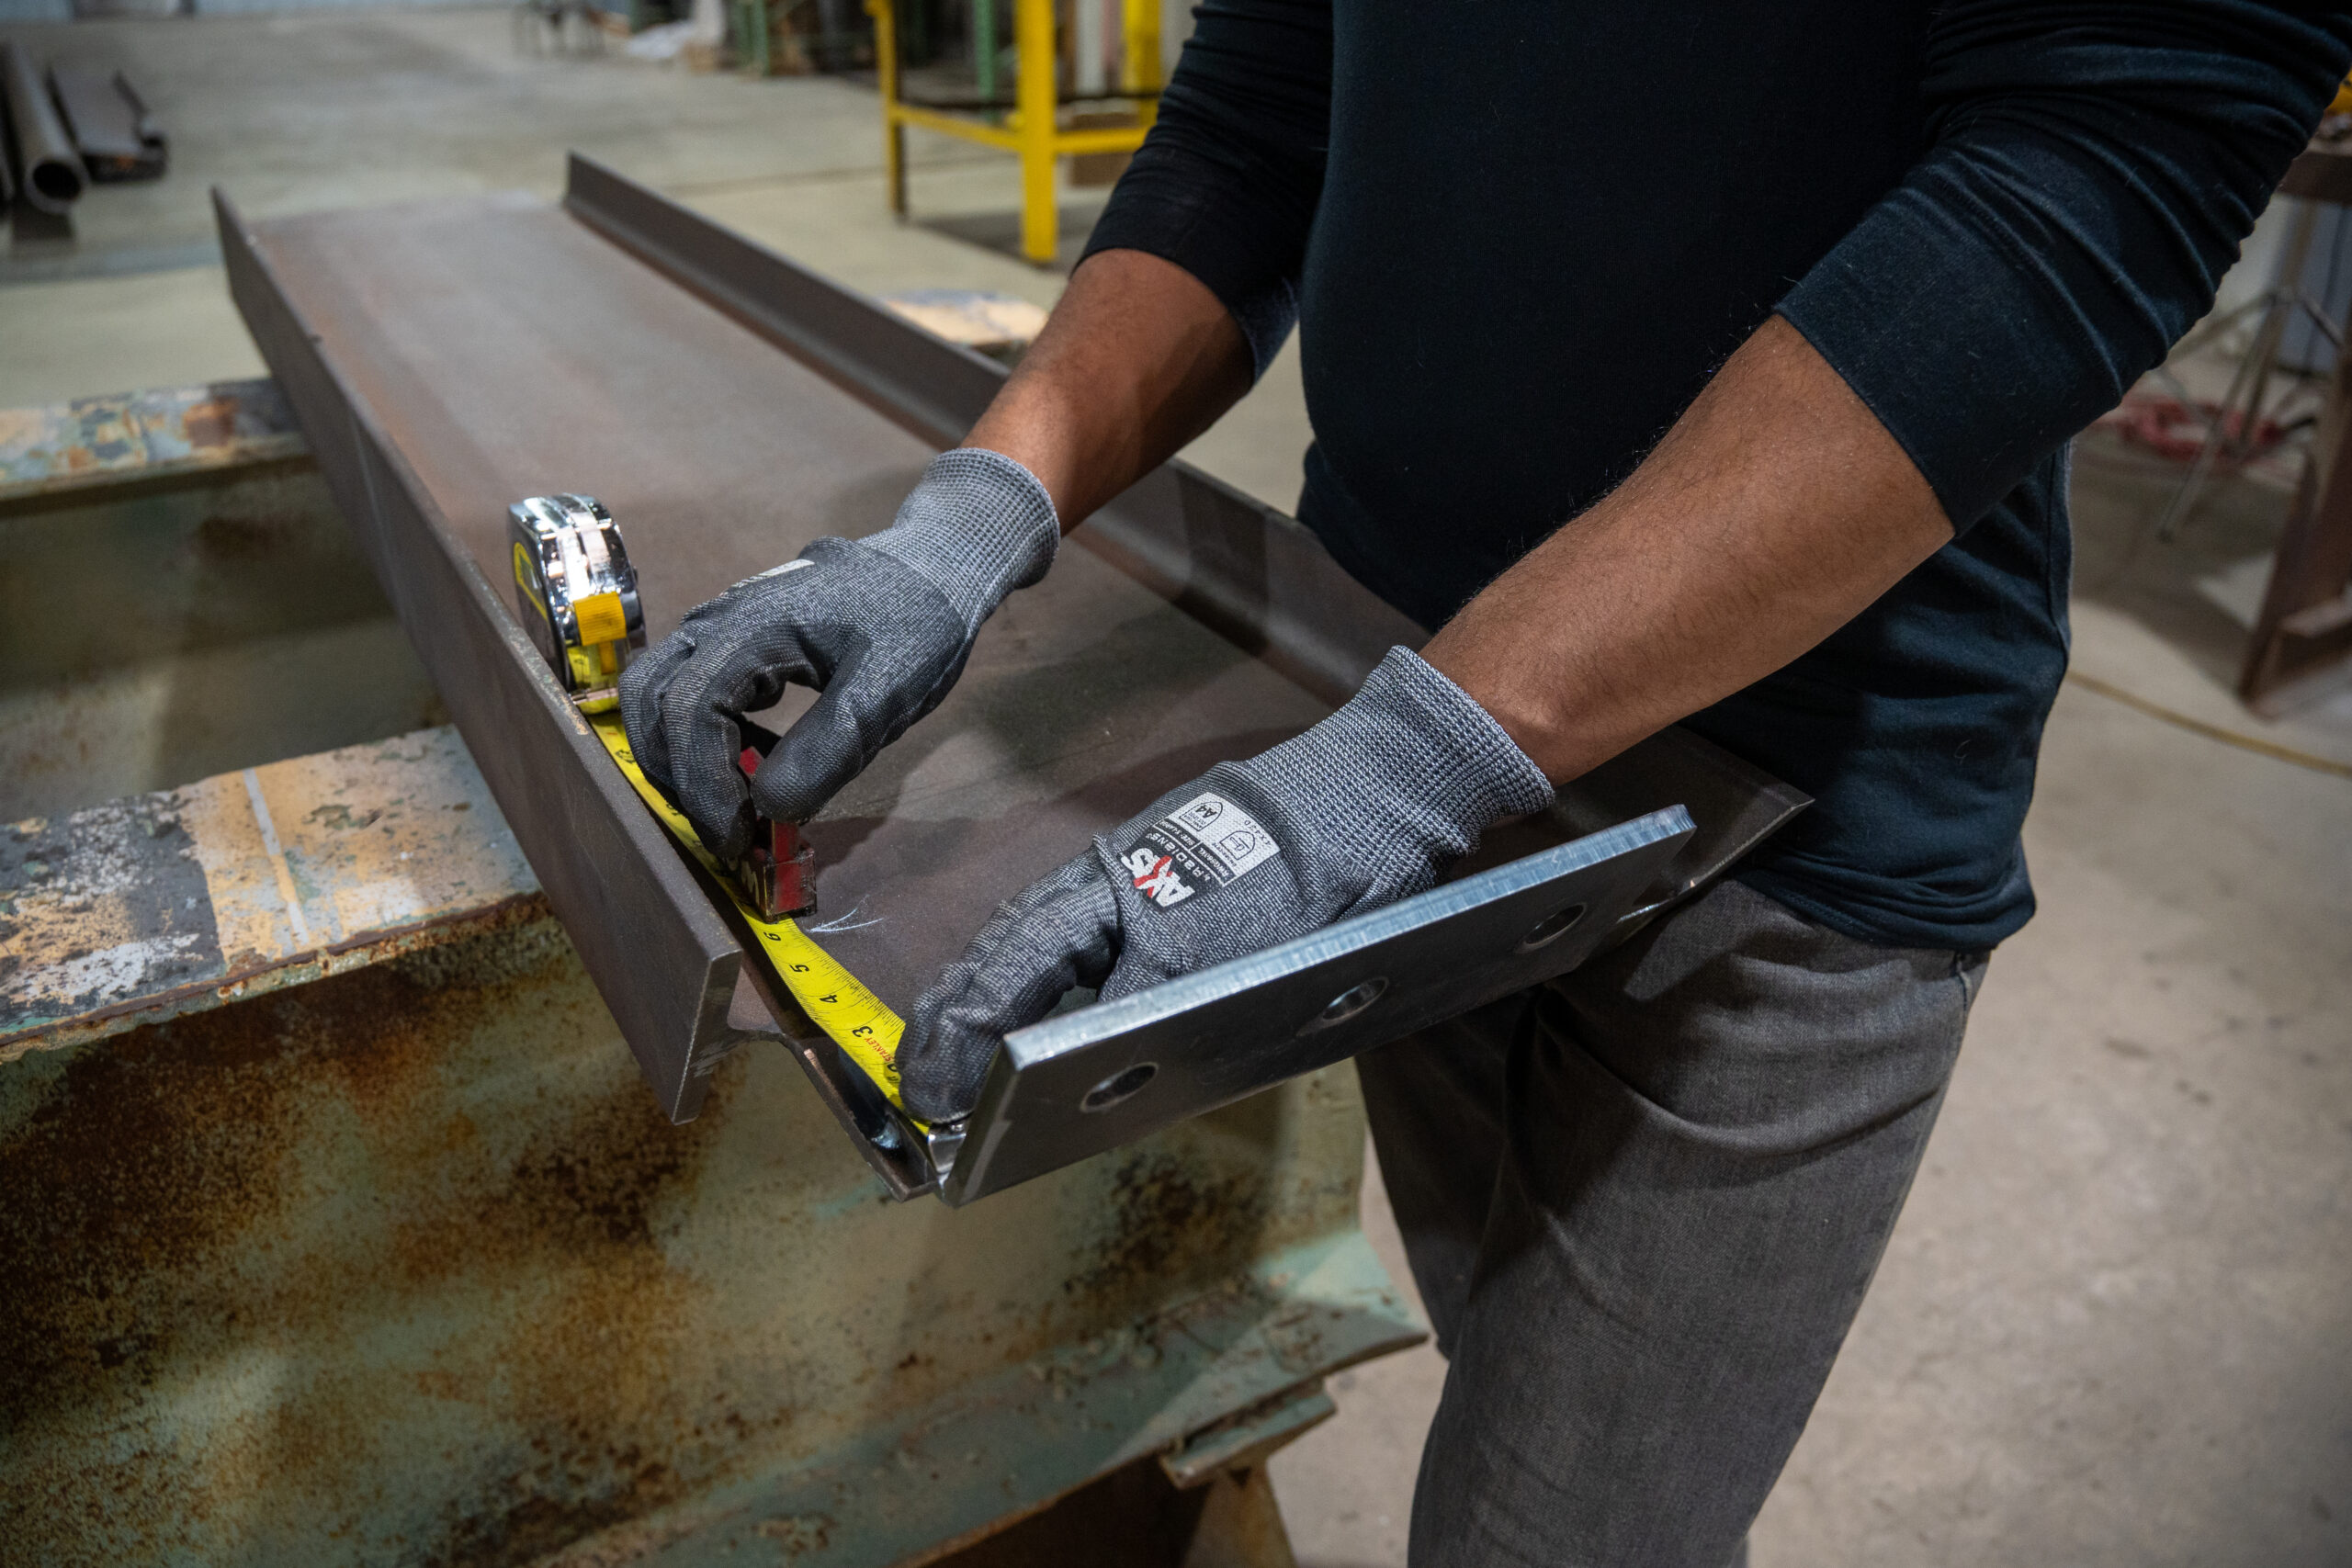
[2,726,540,1059]
[1159,1381,1336,1489]
[0,378,303,502]
[1,868,1413,1566]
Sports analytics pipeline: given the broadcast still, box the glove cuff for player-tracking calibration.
[868,447,1060,637]
[1353,646,1556,832]
[1240,647,1553,897]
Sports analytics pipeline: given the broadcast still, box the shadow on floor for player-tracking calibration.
[914,196,1111,275]
[8,206,76,260]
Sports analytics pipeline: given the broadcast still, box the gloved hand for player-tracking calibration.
[619,448,1058,862]
[896,647,1555,1120]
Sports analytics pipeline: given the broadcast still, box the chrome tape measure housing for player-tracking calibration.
[509,494,647,713]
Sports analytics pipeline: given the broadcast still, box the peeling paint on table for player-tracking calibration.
[2,725,539,1057]
[0,378,305,502]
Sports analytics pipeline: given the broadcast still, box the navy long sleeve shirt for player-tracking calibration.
[1083,0,2352,951]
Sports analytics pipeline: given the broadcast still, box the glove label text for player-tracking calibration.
[1123,848,1194,908]
[1120,792,1282,912]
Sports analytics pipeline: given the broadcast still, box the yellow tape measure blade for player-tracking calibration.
[585,713,915,1119]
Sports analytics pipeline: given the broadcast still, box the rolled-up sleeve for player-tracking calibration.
[1779,1,2352,530]
[1079,0,1333,376]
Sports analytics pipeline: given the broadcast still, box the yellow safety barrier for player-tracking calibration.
[868,0,1159,265]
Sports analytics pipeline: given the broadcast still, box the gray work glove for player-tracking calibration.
[619,448,1058,862]
[897,647,1555,1120]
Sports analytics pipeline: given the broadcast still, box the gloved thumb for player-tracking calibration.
[899,859,1120,1121]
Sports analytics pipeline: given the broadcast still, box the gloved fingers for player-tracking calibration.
[752,636,888,825]
[751,633,967,824]
[655,622,827,863]
[897,856,1120,1122]
[616,626,697,798]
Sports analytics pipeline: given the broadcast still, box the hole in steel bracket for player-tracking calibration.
[1081,1061,1158,1112]
[1515,902,1589,953]
[1296,976,1388,1036]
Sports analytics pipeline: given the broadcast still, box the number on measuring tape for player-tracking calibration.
[583,712,917,1122]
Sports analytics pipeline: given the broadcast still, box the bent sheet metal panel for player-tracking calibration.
[219,184,1334,1126]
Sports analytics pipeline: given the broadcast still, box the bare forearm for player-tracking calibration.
[1422,316,1955,783]
[965,249,1255,530]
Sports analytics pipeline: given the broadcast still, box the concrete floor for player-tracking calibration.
[4,11,2349,1564]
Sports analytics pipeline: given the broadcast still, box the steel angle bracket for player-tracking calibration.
[942,807,1695,1205]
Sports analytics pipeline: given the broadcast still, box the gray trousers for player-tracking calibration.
[1357,878,1987,1567]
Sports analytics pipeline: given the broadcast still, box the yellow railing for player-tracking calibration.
[868,0,1159,265]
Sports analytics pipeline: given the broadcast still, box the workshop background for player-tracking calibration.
[1,4,2348,1566]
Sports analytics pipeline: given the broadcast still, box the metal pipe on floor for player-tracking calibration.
[0,58,14,214]
[1,42,88,215]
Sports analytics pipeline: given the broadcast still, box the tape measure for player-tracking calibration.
[509,496,648,715]
[586,711,917,1121]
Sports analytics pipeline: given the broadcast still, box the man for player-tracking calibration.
[622,4,2350,1561]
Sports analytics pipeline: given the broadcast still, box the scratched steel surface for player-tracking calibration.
[0,898,1411,1567]
[1,726,540,1057]
[241,193,1333,1017]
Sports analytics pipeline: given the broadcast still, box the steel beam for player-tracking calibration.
[559,154,1803,901]
[219,159,1804,1193]
[217,187,747,1127]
